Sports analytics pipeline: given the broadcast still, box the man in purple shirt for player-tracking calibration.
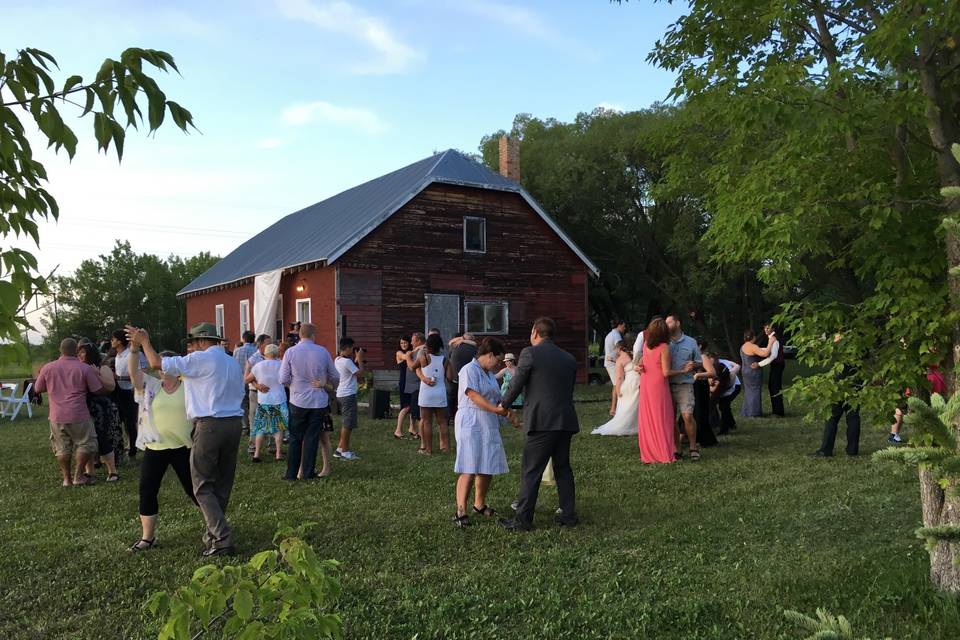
[34,338,107,487]
[279,323,339,481]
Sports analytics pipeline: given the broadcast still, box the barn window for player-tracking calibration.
[215,304,225,339]
[296,298,311,323]
[465,301,508,335]
[239,299,250,335]
[463,216,486,253]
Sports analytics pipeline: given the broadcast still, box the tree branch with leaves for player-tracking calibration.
[0,46,195,362]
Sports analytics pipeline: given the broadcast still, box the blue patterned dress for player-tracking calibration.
[454,360,509,475]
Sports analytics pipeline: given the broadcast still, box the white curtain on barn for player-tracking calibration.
[253,269,282,338]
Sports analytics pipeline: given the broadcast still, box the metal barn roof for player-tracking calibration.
[178,149,599,296]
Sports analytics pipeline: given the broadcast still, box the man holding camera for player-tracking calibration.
[334,337,364,461]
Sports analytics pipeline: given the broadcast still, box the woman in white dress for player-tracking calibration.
[453,338,510,527]
[417,333,452,455]
[592,340,640,436]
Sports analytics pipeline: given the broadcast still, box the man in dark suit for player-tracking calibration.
[499,317,579,530]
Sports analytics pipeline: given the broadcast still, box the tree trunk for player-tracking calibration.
[913,23,960,592]
[919,468,960,592]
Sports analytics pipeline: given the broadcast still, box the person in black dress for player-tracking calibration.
[691,337,718,447]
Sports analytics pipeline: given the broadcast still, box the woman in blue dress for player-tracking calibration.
[453,338,510,527]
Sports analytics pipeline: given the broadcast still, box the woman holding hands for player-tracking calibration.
[452,338,511,527]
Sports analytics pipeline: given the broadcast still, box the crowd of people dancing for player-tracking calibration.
[31,315,581,553]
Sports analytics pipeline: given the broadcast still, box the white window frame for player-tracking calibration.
[463,216,486,254]
[214,304,225,339]
[239,299,250,335]
[295,297,311,324]
[464,300,508,335]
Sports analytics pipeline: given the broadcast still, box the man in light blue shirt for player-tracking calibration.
[279,323,339,481]
[666,314,709,461]
[233,331,258,433]
[131,322,244,557]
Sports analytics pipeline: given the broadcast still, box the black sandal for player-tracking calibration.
[409,432,421,440]
[129,538,156,552]
[452,514,471,528]
[472,504,496,517]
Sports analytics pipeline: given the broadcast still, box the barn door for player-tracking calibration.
[424,294,460,342]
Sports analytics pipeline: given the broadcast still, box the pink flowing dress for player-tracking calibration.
[637,343,676,464]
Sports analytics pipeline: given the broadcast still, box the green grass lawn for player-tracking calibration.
[1,386,957,640]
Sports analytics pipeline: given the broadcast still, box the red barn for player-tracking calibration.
[177,143,599,380]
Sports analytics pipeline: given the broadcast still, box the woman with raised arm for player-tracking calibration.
[125,329,197,552]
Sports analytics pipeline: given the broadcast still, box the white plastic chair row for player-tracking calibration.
[0,382,33,421]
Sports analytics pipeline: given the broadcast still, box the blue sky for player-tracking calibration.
[5,0,685,298]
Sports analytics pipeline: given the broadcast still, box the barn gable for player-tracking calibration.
[178,149,598,297]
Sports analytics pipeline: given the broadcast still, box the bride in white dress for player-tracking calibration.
[592,341,640,436]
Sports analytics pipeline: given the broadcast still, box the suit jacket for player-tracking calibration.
[501,340,579,434]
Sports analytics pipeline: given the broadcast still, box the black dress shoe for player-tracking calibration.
[498,518,530,532]
[201,545,236,557]
[554,516,579,527]
[809,450,832,458]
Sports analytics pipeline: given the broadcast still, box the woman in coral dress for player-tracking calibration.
[637,317,676,464]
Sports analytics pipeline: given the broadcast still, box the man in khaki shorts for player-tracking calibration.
[665,315,712,461]
[33,338,108,486]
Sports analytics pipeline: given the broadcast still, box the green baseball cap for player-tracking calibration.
[186,322,228,343]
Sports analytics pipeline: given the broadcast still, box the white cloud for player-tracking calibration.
[275,0,423,75]
[281,101,386,134]
[456,1,597,60]
[596,101,625,112]
[255,136,285,149]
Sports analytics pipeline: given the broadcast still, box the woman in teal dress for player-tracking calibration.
[496,353,524,409]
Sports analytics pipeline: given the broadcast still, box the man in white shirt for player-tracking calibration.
[717,357,742,434]
[752,324,785,417]
[112,329,147,459]
[129,321,245,557]
[603,320,626,383]
[334,337,364,461]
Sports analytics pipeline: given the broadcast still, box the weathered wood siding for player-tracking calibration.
[337,183,589,380]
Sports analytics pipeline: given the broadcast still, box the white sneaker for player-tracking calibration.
[340,451,360,461]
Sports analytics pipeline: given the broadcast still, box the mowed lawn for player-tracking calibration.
[1,385,958,640]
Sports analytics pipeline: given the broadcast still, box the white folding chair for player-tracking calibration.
[4,383,33,421]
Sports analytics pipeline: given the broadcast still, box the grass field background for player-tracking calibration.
[0,380,957,639]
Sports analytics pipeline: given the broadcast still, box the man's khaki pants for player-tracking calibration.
[191,416,243,550]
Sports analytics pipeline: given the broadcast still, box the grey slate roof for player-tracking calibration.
[178,149,599,296]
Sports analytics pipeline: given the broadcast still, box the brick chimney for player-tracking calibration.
[498,135,520,182]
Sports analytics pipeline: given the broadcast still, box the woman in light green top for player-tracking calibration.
[127,338,198,552]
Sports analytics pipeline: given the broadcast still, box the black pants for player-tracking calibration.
[769,363,785,416]
[718,386,741,433]
[515,431,576,527]
[819,402,861,456]
[286,406,328,480]
[116,387,138,454]
[693,379,718,447]
[139,446,196,516]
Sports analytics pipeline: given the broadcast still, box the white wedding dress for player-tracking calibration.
[591,367,640,436]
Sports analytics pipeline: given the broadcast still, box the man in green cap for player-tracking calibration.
[127,321,245,556]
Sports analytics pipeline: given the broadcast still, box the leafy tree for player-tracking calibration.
[1,47,195,362]
[643,0,960,590]
[42,241,218,353]
[480,108,779,352]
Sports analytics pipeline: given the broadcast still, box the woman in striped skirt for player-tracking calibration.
[452,338,510,527]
